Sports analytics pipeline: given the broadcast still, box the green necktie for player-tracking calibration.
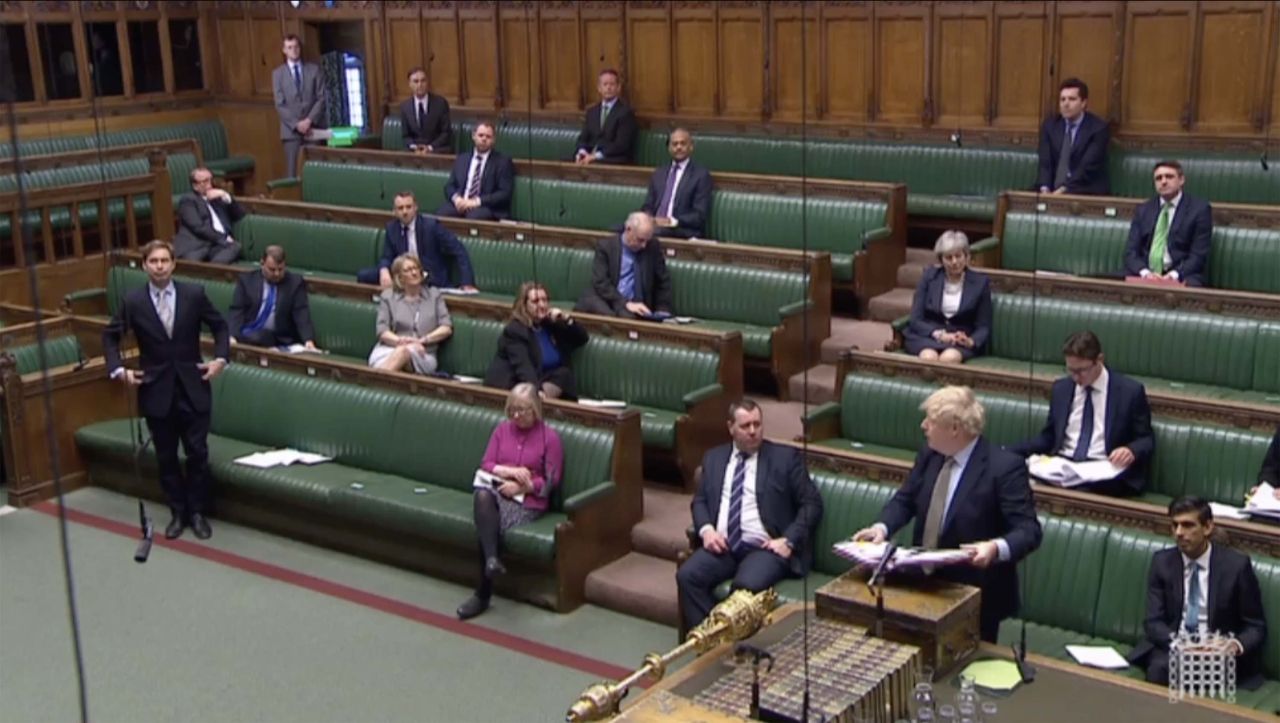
[1148,203,1171,274]
[601,102,611,127]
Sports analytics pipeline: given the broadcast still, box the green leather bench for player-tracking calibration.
[84,266,725,458]
[0,120,254,178]
[73,363,619,611]
[294,159,887,283]
[233,214,384,281]
[3,335,84,374]
[804,372,1275,507]
[381,116,579,161]
[995,211,1280,294]
[997,516,1280,710]
[1109,151,1280,207]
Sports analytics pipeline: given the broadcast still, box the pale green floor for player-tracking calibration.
[0,487,680,723]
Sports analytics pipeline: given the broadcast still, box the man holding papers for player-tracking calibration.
[227,245,316,351]
[1128,497,1268,689]
[1009,331,1154,497]
[853,386,1042,642]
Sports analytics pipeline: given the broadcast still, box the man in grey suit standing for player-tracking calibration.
[272,34,326,178]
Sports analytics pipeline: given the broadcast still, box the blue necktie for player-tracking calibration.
[725,452,748,553]
[292,64,302,94]
[1185,562,1201,634]
[618,248,636,301]
[1072,386,1095,462]
[244,283,276,335]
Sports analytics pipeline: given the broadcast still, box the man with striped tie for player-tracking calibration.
[437,121,515,221]
[677,399,823,631]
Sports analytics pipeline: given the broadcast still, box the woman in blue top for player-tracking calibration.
[484,281,589,399]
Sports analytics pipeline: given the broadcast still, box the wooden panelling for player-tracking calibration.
[718,4,764,119]
[672,5,716,116]
[1054,2,1120,121]
[1122,1,1196,133]
[991,3,1047,128]
[934,3,991,128]
[625,8,671,114]
[540,13,581,110]
[876,5,929,123]
[386,17,422,97]
[216,17,253,96]
[459,6,498,107]
[581,7,624,102]
[498,7,537,108]
[1195,1,1271,134]
[251,16,283,98]
[822,4,872,121]
[770,4,820,122]
[423,9,461,102]
[219,102,287,185]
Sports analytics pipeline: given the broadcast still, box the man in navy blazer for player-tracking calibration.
[640,128,713,239]
[436,121,514,221]
[1036,78,1110,195]
[399,67,453,154]
[855,386,1042,642]
[173,167,246,264]
[1129,497,1268,690]
[102,240,230,541]
[356,190,477,290]
[1009,331,1154,497]
[677,400,824,630]
[227,245,316,350]
[574,69,637,165]
[1123,160,1214,287]
[575,213,672,319]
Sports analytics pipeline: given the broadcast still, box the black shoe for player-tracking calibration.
[485,557,507,579]
[190,513,212,540]
[456,594,490,620]
[164,515,185,540]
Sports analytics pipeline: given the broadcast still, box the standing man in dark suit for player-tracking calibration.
[1128,497,1268,689]
[574,68,637,165]
[272,34,326,178]
[399,66,453,154]
[227,244,316,351]
[1036,77,1110,195]
[1124,160,1214,287]
[575,212,672,319]
[640,128,713,239]
[436,121,514,221]
[355,190,477,291]
[173,167,246,264]
[102,240,230,541]
[854,386,1042,642]
[1009,331,1154,497]
[677,399,824,630]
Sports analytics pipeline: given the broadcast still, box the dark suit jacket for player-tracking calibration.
[577,236,673,315]
[877,438,1043,628]
[227,269,314,345]
[640,159,713,238]
[102,281,231,419]
[1010,370,1155,495]
[483,318,590,398]
[1129,545,1268,690]
[1035,111,1111,195]
[378,214,475,288]
[691,441,824,577]
[173,192,246,259]
[575,99,638,164]
[398,93,453,152]
[1123,193,1214,287]
[442,150,515,220]
[1260,427,1280,486]
[902,267,993,355]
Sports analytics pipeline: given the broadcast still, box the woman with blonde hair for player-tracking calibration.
[367,254,452,374]
[483,281,589,399]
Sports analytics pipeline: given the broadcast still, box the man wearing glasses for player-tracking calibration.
[1009,330,1154,497]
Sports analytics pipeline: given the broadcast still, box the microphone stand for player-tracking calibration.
[133,500,154,563]
[865,543,897,640]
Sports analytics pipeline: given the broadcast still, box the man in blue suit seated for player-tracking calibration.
[356,190,477,291]
[676,399,824,631]
[1009,330,1154,497]
[853,386,1042,642]
[901,230,993,364]
[1123,160,1214,287]
[639,128,713,239]
[1036,77,1110,195]
[435,121,515,221]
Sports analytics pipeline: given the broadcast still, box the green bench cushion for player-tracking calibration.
[5,335,83,374]
[233,214,383,277]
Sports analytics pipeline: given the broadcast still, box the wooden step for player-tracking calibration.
[866,287,915,323]
[787,363,838,406]
[822,317,894,362]
[905,247,937,264]
[583,552,680,627]
[632,487,693,561]
[754,398,809,440]
[897,260,929,289]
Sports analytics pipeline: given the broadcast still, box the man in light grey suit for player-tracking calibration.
[272,34,326,178]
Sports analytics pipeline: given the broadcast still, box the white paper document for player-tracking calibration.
[452,374,483,384]
[278,344,328,355]
[1028,455,1124,488]
[1065,645,1130,670]
[472,469,524,504]
[1208,502,1250,521]
[1245,483,1280,515]
[233,448,333,469]
[578,398,627,409]
[831,540,971,571]
[438,287,480,296]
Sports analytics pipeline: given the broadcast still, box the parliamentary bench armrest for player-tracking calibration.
[969,235,1000,255]
[891,315,910,333]
[266,177,301,191]
[563,480,617,514]
[802,401,841,426]
[62,287,107,316]
[860,226,894,248]
[683,383,724,407]
[778,299,813,319]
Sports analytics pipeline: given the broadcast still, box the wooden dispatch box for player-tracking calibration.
[815,571,980,680]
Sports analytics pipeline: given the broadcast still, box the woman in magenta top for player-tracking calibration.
[457,382,564,620]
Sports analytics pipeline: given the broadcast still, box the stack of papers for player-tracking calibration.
[1208,502,1250,521]
[1245,483,1280,521]
[438,287,480,296]
[578,398,627,409]
[831,540,971,571]
[1027,455,1124,488]
[233,448,333,468]
[277,344,328,355]
[1065,645,1130,670]
[452,374,483,384]
[472,469,524,504]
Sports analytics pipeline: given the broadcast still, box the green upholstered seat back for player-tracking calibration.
[668,260,805,327]
[510,176,646,229]
[233,214,383,276]
[1255,557,1280,678]
[1093,528,1170,645]
[570,336,719,410]
[437,315,505,378]
[456,119,581,161]
[105,267,235,318]
[306,294,378,361]
[1110,151,1280,205]
[1254,324,1280,394]
[708,192,886,257]
[459,238,586,302]
[1018,515,1110,634]
[1209,226,1280,294]
[300,160,451,212]
[6,335,84,374]
[1000,213,1129,277]
[385,396,505,492]
[809,472,908,575]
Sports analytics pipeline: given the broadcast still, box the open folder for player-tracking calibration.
[1027,455,1124,488]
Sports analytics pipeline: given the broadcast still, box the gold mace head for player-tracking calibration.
[565,681,619,722]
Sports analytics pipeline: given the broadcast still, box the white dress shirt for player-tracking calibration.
[941,277,963,319]
[1142,192,1181,279]
[1180,544,1211,635]
[700,449,768,546]
[1059,366,1109,460]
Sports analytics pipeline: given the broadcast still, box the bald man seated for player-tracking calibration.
[574,212,673,320]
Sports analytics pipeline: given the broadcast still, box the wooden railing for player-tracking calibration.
[0,139,202,176]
